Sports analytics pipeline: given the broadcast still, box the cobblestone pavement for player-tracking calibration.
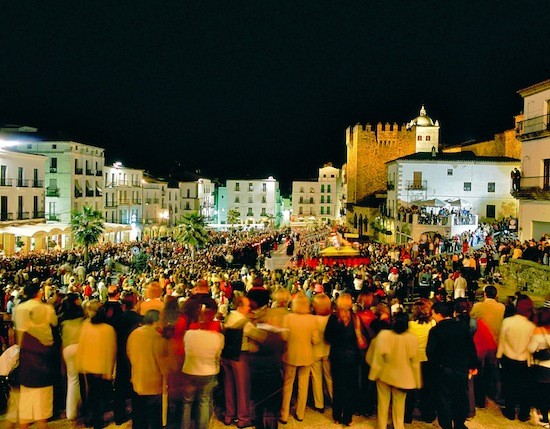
[7,398,539,429]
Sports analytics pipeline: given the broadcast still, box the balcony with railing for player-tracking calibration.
[33,211,45,219]
[119,198,131,205]
[105,200,118,208]
[405,180,427,190]
[17,212,30,220]
[16,179,29,187]
[49,167,57,173]
[516,113,550,141]
[0,212,14,221]
[75,167,83,175]
[131,181,140,187]
[46,213,60,221]
[132,198,142,204]
[512,176,550,200]
[46,187,60,197]
[86,169,94,175]
[32,180,44,188]
[0,178,13,187]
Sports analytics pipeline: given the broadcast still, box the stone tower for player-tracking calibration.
[345,106,440,205]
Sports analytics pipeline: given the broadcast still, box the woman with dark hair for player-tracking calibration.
[75,301,117,429]
[405,299,436,423]
[59,293,84,421]
[367,311,421,429]
[324,294,361,426]
[528,307,550,427]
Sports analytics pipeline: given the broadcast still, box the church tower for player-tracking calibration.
[406,105,440,153]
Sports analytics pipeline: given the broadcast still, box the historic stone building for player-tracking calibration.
[345,106,440,230]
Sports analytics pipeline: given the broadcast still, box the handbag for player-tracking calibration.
[533,335,550,361]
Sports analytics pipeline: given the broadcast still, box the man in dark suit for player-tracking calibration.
[427,302,478,429]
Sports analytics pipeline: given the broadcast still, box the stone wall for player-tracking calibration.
[499,259,550,296]
[346,122,416,205]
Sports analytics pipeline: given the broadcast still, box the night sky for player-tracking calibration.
[1,2,549,193]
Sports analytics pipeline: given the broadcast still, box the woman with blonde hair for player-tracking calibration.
[325,293,362,426]
[279,292,319,424]
[311,293,333,413]
[140,281,164,316]
[76,301,117,429]
[404,298,436,423]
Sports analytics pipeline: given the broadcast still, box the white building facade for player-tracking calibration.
[385,152,520,242]
[0,147,47,254]
[515,79,550,240]
[6,129,105,223]
[225,177,279,226]
[291,164,343,226]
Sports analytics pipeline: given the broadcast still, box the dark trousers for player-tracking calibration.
[474,350,499,407]
[405,361,436,422]
[221,354,251,426]
[81,374,111,429]
[357,355,376,415]
[132,394,162,429]
[433,367,469,429]
[331,360,358,425]
[500,356,530,419]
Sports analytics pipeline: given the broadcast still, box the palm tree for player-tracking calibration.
[227,209,240,228]
[176,212,209,257]
[70,205,105,263]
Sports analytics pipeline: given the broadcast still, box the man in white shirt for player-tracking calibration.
[496,296,536,422]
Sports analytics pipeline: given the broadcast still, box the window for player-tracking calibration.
[299,207,303,215]
[327,184,331,192]
[248,182,253,191]
[261,208,266,215]
[426,136,431,141]
[247,208,253,216]
[464,182,471,191]
[235,182,240,191]
[447,169,453,176]
[27,144,32,149]
[262,183,266,192]
[320,207,324,215]
[327,196,331,203]
[327,207,331,215]
[321,196,325,203]
[486,204,496,218]
[417,136,422,141]
[321,184,325,193]
[299,197,303,203]
[261,196,266,203]
[52,144,57,149]
[488,182,495,193]
[248,196,253,203]
[300,187,304,193]
[235,197,240,203]
[309,197,314,204]
[310,187,315,193]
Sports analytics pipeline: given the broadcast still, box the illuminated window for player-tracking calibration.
[417,136,422,141]
[426,136,431,141]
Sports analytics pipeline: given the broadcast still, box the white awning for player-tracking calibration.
[0,222,72,238]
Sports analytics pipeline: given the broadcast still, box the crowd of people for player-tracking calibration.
[0,225,548,429]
